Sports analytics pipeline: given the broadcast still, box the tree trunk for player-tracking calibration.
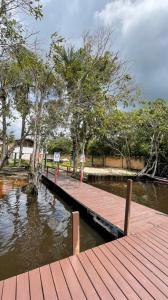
[0,130,29,169]
[0,88,7,161]
[19,114,26,166]
[72,137,78,173]
[31,91,45,186]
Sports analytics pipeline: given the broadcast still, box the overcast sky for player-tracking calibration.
[11,0,168,136]
[25,0,168,100]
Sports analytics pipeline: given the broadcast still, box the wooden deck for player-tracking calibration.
[1,221,168,299]
[43,171,168,235]
[1,171,168,299]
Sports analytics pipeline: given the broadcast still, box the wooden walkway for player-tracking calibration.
[1,221,168,299]
[43,171,168,235]
[1,171,168,299]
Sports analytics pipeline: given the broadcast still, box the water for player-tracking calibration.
[92,180,168,215]
[0,177,106,280]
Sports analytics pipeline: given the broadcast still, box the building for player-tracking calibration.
[13,138,34,160]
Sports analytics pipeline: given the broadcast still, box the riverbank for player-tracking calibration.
[84,167,137,176]
[0,167,29,179]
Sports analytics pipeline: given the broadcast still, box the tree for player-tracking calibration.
[0,0,43,58]
[47,137,72,155]
[51,29,136,172]
[137,99,168,176]
[0,0,43,169]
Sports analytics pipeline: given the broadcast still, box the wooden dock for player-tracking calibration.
[1,170,168,299]
[42,171,168,235]
[1,222,168,299]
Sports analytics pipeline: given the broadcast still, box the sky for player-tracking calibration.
[25,0,168,100]
[11,0,168,136]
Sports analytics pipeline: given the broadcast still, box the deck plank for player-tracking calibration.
[60,257,86,300]
[2,276,16,300]
[78,252,114,299]
[125,236,168,276]
[129,235,168,267]
[69,255,100,300]
[114,240,168,298]
[99,244,152,299]
[119,237,168,286]
[105,242,162,299]
[29,268,44,300]
[85,249,126,300]
[92,246,140,300]
[50,261,71,300]
[0,281,4,299]
[40,265,58,300]
[16,272,30,300]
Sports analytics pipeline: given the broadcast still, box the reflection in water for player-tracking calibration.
[0,177,106,280]
[92,181,168,215]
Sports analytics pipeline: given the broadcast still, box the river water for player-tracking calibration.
[0,177,106,280]
[92,180,168,215]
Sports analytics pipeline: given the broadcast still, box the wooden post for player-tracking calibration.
[124,179,132,236]
[55,167,57,183]
[72,211,80,255]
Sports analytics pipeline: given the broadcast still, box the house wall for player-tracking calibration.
[13,147,33,160]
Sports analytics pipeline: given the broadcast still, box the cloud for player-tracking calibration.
[95,0,168,99]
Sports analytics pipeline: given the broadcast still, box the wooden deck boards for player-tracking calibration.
[44,172,168,234]
[1,222,168,299]
[1,172,168,299]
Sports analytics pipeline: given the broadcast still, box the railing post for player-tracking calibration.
[72,211,80,255]
[55,168,57,183]
[124,179,132,236]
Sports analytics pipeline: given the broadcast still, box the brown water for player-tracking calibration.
[0,177,106,280]
[92,180,168,215]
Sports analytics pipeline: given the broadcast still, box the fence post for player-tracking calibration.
[124,179,132,236]
[72,211,80,255]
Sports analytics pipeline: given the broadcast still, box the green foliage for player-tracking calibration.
[95,99,168,171]
[47,137,72,154]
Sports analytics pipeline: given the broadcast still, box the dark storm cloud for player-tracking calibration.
[24,0,168,99]
[95,0,168,99]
